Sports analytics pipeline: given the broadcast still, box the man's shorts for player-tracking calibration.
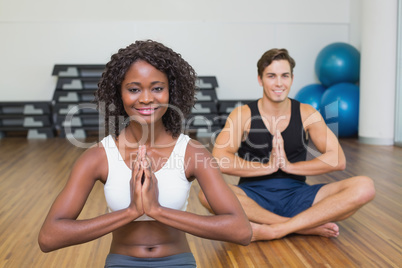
[105,252,196,268]
[237,178,325,217]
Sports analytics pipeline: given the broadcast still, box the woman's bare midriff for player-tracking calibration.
[109,221,191,258]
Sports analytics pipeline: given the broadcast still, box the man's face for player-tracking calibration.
[258,59,293,103]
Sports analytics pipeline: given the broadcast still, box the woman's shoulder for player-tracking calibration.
[184,137,214,170]
[186,138,205,151]
[73,140,108,182]
[175,134,199,158]
[81,141,107,166]
[87,140,107,156]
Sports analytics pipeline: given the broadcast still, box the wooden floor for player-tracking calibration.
[0,136,401,267]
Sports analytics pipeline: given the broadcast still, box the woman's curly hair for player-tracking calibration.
[95,40,197,138]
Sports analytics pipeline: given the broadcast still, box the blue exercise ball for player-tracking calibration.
[294,84,326,110]
[315,43,360,87]
[320,83,359,137]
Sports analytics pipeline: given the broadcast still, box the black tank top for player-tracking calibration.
[238,98,308,183]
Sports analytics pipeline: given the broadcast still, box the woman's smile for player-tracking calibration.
[135,106,159,115]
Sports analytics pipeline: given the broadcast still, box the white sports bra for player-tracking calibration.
[101,134,193,221]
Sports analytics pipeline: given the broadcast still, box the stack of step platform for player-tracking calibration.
[1,63,253,140]
[185,76,221,137]
[0,102,54,139]
[52,64,105,139]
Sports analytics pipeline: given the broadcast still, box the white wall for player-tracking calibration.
[0,0,352,101]
[396,0,402,146]
[358,0,398,145]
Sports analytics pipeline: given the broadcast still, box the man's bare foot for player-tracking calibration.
[296,222,339,237]
[250,221,339,242]
[250,221,279,242]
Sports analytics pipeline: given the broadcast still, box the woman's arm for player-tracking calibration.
[141,140,252,246]
[38,145,143,252]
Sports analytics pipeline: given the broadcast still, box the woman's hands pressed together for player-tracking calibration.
[129,154,144,219]
[129,146,161,220]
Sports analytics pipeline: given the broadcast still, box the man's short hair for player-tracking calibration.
[257,48,296,77]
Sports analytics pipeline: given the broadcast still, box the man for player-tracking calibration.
[198,48,375,241]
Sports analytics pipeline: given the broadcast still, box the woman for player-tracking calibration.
[38,40,252,267]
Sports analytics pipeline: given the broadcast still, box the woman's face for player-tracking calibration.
[120,60,169,126]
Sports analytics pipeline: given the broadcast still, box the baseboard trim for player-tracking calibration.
[358,136,394,146]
